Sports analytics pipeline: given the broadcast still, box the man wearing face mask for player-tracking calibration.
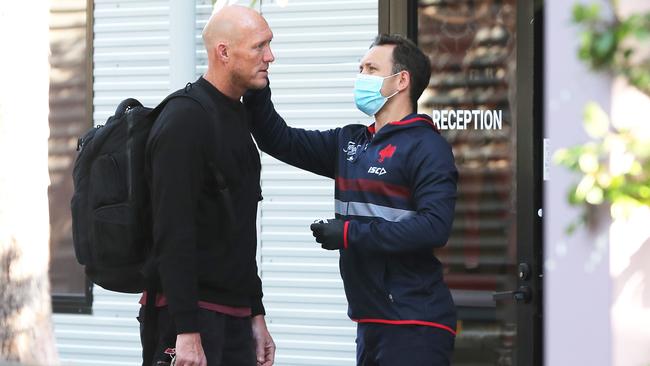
[244,34,457,365]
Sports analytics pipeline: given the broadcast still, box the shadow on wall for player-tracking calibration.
[613,237,650,307]
[611,207,650,366]
[48,0,88,296]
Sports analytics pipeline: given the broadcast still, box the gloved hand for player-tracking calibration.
[310,219,346,250]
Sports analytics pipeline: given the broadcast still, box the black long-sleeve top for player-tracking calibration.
[145,77,264,333]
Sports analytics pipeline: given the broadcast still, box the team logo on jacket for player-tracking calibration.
[378,144,397,163]
[343,141,359,161]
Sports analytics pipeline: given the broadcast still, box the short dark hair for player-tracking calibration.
[371,34,431,111]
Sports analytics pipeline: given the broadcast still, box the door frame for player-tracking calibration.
[515,1,544,365]
[50,0,95,316]
[380,0,545,364]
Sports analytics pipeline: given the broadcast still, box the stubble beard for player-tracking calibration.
[231,69,267,92]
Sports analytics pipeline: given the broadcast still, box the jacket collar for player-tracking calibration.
[367,113,440,136]
[196,76,243,112]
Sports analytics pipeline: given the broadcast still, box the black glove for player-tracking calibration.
[310,219,346,250]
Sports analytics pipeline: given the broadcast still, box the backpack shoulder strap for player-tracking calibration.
[150,81,234,222]
[150,82,216,118]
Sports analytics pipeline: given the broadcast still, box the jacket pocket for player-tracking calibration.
[383,259,395,304]
[383,257,434,306]
[340,251,388,311]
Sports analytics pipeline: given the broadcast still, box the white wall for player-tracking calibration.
[609,2,650,366]
[544,0,612,365]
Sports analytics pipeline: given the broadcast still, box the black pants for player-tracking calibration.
[139,306,256,366]
[356,323,455,366]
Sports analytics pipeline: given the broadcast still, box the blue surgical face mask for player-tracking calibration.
[354,73,401,116]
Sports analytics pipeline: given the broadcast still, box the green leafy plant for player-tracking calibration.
[554,2,650,233]
[554,102,650,233]
[572,2,650,96]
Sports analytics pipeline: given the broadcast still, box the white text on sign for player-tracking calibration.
[432,109,503,130]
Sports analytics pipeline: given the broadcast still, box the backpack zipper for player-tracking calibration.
[77,124,104,151]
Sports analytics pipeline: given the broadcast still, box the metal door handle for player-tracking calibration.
[493,285,532,303]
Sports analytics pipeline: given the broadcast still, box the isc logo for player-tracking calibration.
[368,167,387,176]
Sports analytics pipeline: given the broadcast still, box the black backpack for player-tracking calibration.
[70,84,231,294]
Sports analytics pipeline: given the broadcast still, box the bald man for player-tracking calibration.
[141,6,275,366]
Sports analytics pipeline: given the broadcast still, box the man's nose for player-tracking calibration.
[264,46,275,63]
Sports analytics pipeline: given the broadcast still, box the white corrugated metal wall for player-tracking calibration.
[54,1,377,365]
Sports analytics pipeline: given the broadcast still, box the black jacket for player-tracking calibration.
[146,77,264,334]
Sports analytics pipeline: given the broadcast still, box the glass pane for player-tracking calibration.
[417,1,518,365]
[49,0,89,298]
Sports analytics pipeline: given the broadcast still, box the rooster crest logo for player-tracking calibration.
[378,144,397,163]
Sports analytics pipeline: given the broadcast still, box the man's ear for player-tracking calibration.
[398,70,410,92]
[216,42,229,63]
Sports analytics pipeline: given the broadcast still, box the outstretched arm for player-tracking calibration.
[244,84,340,179]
